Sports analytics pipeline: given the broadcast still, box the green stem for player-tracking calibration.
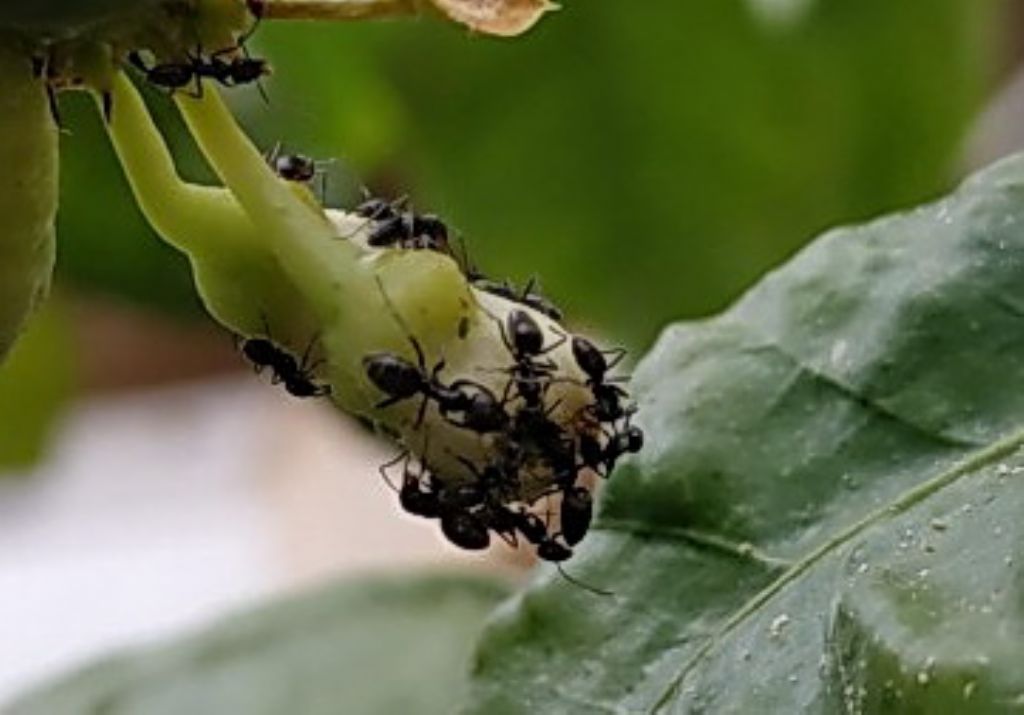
[174,83,364,324]
[103,72,254,257]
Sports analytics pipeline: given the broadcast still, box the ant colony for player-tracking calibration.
[119,0,643,593]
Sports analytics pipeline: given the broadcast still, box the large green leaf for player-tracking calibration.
[463,153,1024,713]
[8,573,509,715]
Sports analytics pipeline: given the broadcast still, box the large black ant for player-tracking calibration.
[127,49,270,100]
[240,328,330,398]
[265,143,334,198]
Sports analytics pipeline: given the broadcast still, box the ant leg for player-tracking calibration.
[264,140,282,165]
[408,335,427,374]
[101,91,113,123]
[255,78,271,106]
[603,347,628,370]
[298,332,321,372]
[45,84,62,130]
[375,395,406,410]
[539,327,568,355]
[543,398,563,418]
[554,561,613,597]
[497,529,518,548]
[413,395,430,430]
[378,450,408,492]
[127,51,149,72]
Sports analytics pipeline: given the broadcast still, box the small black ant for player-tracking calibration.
[473,276,563,321]
[265,143,334,198]
[367,211,450,254]
[240,330,330,398]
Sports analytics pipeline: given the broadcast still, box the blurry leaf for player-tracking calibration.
[462,154,1024,712]
[0,296,75,470]
[8,572,509,715]
[250,0,1001,348]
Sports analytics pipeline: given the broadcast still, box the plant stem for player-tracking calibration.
[104,72,253,257]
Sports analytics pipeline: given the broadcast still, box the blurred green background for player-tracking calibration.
[1,0,1011,464]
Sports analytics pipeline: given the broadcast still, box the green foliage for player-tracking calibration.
[57,0,998,348]
[465,152,1024,713]
[7,573,509,715]
[251,0,999,347]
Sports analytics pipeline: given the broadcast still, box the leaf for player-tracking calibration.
[462,153,1024,713]
[7,573,509,715]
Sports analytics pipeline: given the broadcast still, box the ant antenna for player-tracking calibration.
[555,562,614,597]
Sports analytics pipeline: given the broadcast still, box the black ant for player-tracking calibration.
[578,415,644,476]
[240,327,330,398]
[366,277,505,430]
[368,211,450,254]
[501,503,611,596]
[380,452,440,518]
[559,485,593,547]
[363,337,460,427]
[570,336,633,425]
[380,454,490,550]
[127,48,270,100]
[496,309,566,406]
[441,380,510,434]
[265,144,334,199]
[473,276,563,321]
